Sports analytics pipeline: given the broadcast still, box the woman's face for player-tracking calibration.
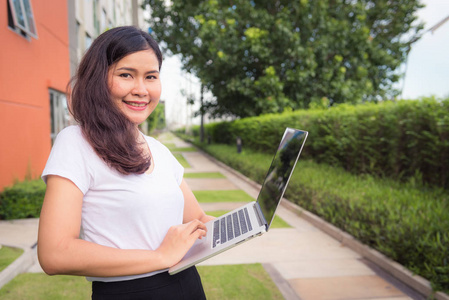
[108,49,161,126]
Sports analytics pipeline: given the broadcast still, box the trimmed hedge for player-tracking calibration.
[192,97,449,189]
[0,180,45,220]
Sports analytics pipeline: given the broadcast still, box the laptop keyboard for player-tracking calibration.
[212,207,253,248]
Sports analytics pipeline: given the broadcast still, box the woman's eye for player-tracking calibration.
[146,75,157,80]
[119,73,131,78]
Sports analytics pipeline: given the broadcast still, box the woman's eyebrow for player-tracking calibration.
[116,67,137,72]
[116,67,159,74]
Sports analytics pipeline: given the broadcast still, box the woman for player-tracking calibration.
[38,26,213,299]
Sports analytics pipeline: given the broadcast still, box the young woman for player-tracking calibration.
[38,26,214,299]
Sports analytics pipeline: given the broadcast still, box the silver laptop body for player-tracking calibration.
[169,128,308,274]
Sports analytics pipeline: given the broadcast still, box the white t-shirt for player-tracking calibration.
[42,125,184,282]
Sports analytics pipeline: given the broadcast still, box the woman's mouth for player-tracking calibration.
[123,100,149,111]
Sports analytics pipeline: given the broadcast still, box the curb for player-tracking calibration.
[0,246,37,290]
[263,263,301,300]
[281,200,449,300]
[198,148,449,300]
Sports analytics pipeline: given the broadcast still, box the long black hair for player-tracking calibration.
[69,26,163,175]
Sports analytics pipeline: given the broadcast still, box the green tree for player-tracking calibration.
[144,0,424,118]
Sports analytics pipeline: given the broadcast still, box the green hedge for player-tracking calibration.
[182,139,449,294]
[191,97,449,189]
[0,180,45,220]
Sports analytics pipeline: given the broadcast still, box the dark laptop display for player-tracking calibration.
[257,129,308,230]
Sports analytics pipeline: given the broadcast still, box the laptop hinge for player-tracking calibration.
[253,202,268,229]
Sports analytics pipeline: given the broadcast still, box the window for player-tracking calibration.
[93,0,99,35]
[49,89,70,144]
[7,0,38,39]
[85,32,92,50]
[100,8,107,32]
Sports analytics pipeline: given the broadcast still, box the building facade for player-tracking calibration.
[0,0,147,191]
[0,0,70,190]
[68,0,147,76]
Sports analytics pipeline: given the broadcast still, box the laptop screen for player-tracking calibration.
[256,128,308,229]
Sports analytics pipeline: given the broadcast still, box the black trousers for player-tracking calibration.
[91,267,206,300]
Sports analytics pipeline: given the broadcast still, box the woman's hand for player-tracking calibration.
[156,219,207,268]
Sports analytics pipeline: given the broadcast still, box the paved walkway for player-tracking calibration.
[0,132,440,299]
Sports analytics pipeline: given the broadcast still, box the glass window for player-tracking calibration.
[101,8,107,32]
[49,89,70,144]
[7,0,38,39]
[85,32,92,50]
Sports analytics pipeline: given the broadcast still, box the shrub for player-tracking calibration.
[193,97,449,189]
[0,180,46,220]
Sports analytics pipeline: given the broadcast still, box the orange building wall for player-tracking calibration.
[0,0,70,190]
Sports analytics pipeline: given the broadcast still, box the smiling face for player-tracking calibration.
[107,49,161,126]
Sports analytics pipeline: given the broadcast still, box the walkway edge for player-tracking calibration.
[263,263,301,300]
[197,148,449,300]
[0,246,36,290]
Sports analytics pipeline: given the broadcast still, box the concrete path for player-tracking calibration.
[0,132,444,300]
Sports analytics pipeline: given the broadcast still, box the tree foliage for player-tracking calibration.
[144,0,424,118]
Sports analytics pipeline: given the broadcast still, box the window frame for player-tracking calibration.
[49,89,70,144]
[7,0,38,39]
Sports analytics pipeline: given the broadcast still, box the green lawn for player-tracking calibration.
[0,264,282,300]
[194,190,255,203]
[0,273,91,300]
[162,142,176,149]
[184,172,226,178]
[173,153,190,168]
[0,246,23,272]
[163,142,197,153]
[170,146,197,152]
[198,264,283,300]
[206,210,290,228]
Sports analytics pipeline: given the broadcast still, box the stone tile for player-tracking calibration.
[199,228,360,266]
[182,152,221,172]
[357,297,412,300]
[27,260,44,273]
[273,258,375,279]
[200,202,249,212]
[185,178,239,190]
[289,275,406,300]
[0,219,39,248]
[276,205,320,232]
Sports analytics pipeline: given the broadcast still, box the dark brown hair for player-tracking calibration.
[69,26,163,175]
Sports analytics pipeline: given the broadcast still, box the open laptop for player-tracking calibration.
[169,127,308,275]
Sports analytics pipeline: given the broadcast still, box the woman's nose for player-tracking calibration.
[132,79,148,97]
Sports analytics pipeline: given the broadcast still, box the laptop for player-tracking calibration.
[169,127,308,275]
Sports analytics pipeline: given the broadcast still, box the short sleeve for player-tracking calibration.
[42,126,93,194]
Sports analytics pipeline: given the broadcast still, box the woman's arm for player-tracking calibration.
[38,175,206,276]
[180,179,215,224]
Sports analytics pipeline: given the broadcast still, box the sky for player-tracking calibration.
[160,1,449,128]
[400,0,449,99]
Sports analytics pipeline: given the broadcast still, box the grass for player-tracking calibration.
[0,273,91,300]
[173,153,190,168]
[206,210,290,228]
[194,190,254,203]
[171,147,197,152]
[0,246,23,272]
[184,172,226,178]
[162,142,197,153]
[0,264,282,300]
[198,264,283,300]
[162,142,176,149]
